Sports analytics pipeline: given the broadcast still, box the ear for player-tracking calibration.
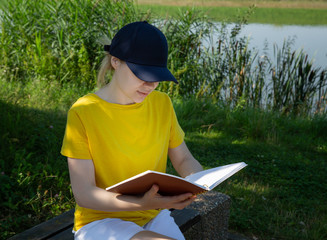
[110,56,120,70]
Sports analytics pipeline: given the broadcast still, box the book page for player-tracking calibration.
[185,162,247,190]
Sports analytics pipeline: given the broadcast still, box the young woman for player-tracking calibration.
[61,21,203,240]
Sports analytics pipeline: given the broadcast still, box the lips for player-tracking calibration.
[137,91,150,97]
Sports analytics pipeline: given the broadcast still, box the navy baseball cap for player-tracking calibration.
[104,21,178,84]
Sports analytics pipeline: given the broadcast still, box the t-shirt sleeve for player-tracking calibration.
[61,108,92,159]
[169,100,185,149]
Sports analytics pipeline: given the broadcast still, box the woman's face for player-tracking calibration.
[111,57,159,105]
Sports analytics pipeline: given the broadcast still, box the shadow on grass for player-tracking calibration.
[0,100,73,239]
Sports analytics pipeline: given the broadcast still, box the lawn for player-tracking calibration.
[1,78,326,240]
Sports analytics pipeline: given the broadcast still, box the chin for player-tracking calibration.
[133,93,148,103]
[133,98,145,103]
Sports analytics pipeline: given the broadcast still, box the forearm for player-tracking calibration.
[74,185,144,212]
[68,158,146,212]
[74,184,195,212]
[169,142,203,178]
[175,155,203,178]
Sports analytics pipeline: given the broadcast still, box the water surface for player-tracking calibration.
[238,24,327,69]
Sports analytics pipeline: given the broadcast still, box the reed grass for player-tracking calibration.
[269,41,327,115]
[153,8,327,115]
[1,0,326,115]
[0,0,144,88]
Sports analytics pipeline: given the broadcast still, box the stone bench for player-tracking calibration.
[9,191,231,240]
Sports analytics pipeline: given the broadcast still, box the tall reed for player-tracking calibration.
[156,7,327,115]
[0,0,144,87]
[1,0,326,115]
[269,40,327,115]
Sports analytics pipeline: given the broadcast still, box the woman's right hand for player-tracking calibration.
[140,184,197,210]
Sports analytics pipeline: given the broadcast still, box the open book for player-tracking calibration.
[106,162,247,195]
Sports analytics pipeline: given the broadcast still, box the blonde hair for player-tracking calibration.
[97,52,114,88]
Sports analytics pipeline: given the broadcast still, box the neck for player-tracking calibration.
[95,77,134,105]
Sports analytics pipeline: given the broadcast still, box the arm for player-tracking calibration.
[67,157,196,212]
[168,141,203,178]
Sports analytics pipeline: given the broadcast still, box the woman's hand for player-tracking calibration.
[140,184,197,210]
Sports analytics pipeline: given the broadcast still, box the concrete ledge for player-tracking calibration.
[182,191,231,240]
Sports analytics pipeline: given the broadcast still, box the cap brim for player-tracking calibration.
[126,62,178,84]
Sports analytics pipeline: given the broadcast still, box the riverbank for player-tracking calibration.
[137,0,327,9]
[137,1,327,25]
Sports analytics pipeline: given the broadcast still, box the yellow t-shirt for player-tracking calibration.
[61,90,185,231]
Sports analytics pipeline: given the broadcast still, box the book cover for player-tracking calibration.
[106,162,247,195]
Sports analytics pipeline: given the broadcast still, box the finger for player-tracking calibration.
[172,196,196,210]
[171,194,197,209]
[146,184,159,197]
[170,192,194,203]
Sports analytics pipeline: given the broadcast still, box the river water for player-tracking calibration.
[235,23,327,69]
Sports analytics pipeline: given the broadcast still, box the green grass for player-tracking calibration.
[0,79,89,239]
[173,98,327,240]
[1,77,326,239]
[137,4,327,25]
